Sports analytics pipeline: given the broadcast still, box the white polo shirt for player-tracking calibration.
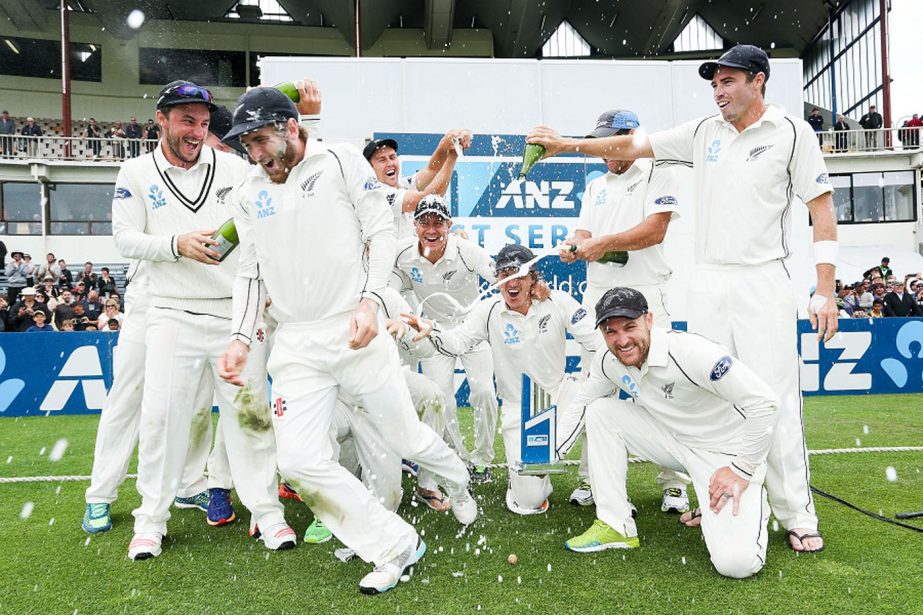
[388,174,418,239]
[573,326,779,479]
[394,235,495,326]
[648,104,833,266]
[429,291,599,404]
[577,159,680,288]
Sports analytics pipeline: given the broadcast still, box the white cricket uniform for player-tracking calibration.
[388,174,419,239]
[84,263,226,505]
[395,235,500,467]
[429,290,597,512]
[230,139,469,566]
[577,159,680,329]
[573,327,779,578]
[112,145,282,538]
[649,103,834,531]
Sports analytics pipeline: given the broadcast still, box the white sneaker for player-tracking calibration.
[506,486,550,516]
[661,487,690,513]
[257,522,297,551]
[128,532,163,560]
[359,536,426,595]
[449,488,478,525]
[569,481,594,506]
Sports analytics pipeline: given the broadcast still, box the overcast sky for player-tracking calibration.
[888,0,922,123]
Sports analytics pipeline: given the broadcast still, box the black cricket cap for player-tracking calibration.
[414,195,451,221]
[495,244,536,275]
[222,87,298,143]
[587,109,640,138]
[209,105,247,155]
[363,138,398,161]
[156,80,217,111]
[699,44,770,82]
[595,287,649,327]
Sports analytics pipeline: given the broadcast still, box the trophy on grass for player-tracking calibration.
[515,374,567,476]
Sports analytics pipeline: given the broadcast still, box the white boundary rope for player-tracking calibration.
[2,446,922,484]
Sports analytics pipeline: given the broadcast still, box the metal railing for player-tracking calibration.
[0,135,156,162]
[817,127,923,154]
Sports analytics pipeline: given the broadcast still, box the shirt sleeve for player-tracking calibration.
[557,292,598,353]
[229,181,264,345]
[556,350,620,457]
[466,240,497,284]
[576,176,598,233]
[336,144,396,306]
[111,168,179,262]
[648,118,700,165]
[789,119,834,204]
[429,300,491,357]
[644,163,681,220]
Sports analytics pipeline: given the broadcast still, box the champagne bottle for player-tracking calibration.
[518,143,545,179]
[275,81,300,103]
[567,244,629,266]
[210,218,239,262]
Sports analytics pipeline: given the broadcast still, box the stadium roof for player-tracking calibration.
[8,0,839,58]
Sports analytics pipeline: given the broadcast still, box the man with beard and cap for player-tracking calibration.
[217,85,477,595]
[109,80,289,560]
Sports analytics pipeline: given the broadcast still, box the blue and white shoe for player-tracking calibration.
[174,490,209,512]
[82,502,112,533]
[401,460,420,477]
[359,536,426,595]
[207,488,236,526]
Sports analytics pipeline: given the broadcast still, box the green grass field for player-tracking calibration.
[1,395,922,614]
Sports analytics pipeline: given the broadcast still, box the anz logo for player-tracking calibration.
[495,180,576,211]
[705,139,721,163]
[255,190,276,219]
[503,323,521,345]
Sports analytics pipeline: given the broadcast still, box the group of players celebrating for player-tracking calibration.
[80,43,839,594]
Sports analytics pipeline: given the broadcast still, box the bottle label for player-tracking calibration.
[211,236,237,262]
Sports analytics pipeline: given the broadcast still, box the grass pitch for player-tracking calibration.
[1,395,922,614]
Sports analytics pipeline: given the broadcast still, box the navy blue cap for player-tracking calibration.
[414,195,451,220]
[595,287,649,327]
[222,87,298,143]
[156,80,217,111]
[363,138,398,161]
[495,244,536,275]
[699,45,770,82]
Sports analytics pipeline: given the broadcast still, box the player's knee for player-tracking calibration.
[709,548,764,579]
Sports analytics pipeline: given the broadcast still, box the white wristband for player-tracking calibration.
[809,294,829,314]
[813,240,838,266]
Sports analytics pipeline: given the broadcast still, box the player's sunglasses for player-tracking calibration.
[165,84,213,103]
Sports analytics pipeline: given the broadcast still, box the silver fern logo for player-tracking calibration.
[746,145,774,161]
[300,170,324,196]
[215,186,233,204]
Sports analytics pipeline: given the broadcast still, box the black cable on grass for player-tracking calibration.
[811,485,923,533]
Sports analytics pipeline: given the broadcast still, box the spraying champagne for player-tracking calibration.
[518,143,545,179]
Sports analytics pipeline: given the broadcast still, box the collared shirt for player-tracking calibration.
[577,159,680,288]
[394,235,496,325]
[649,104,833,266]
[388,175,418,239]
[573,326,779,479]
[429,290,598,403]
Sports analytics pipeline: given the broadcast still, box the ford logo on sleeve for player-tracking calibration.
[710,356,733,381]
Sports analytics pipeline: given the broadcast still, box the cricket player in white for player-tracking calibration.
[528,44,838,553]
[559,108,689,513]
[560,287,778,579]
[394,195,500,481]
[217,86,476,595]
[405,244,599,514]
[112,81,287,561]
[364,131,471,238]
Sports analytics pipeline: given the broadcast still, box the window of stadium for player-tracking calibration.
[47,183,113,236]
[226,0,294,23]
[541,20,591,58]
[830,171,917,224]
[0,182,42,236]
[672,14,723,53]
[0,37,101,82]
[139,48,247,87]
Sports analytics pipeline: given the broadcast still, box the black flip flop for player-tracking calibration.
[787,530,825,553]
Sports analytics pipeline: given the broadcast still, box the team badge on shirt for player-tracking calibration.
[255,190,276,219]
[503,323,521,345]
[363,176,384,191]
[816,173,829,184]
[571,308,587,324]
[410,267,423,284]
[709,356,733,381]
[620,374,639,398]
[147,185,166,209]
[746,145,774,161]
[592,190,607,207]
[538,314,551,333]
[114,187,132,199]
[300,170,323,196]
[273,397,287,417]
[705,139,721,163]
[661,382,675,399]
[654,196,677,206]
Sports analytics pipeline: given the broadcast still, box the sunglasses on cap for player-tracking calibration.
[164,83,214,103]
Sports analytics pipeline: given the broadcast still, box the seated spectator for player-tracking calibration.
[53,289,76,328]
[38,252,60,280]
[26,310,54,332]
[108,291,122,308]
[84,324,98,331]
[84,117,102,159]
[864,257,892,280]
[869,299,885,318]
[852,309,868,319]
[10,287,51,332]
[125,116,143,158]
[98,300,123,331]
[58,259,74,289]
[872,283,887,302]
[76,261,97,288]
[20,117,42,157]
[39,275,60,302]
[5,250,29,303]
[836,287,854,317]
[884,279,920,317]
[72,280,88,302]
[71,303,91,331]
[0,296,9,332]
[60,319,75,332]
[82,289,103,325]
[101,318,121,333]
[857,280,874,310]
[0,110,15,158]
[97,267,117,296]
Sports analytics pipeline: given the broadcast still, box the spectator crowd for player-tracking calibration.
[1,247,124,333]
[832,256,923,319]
[804,104,923,152]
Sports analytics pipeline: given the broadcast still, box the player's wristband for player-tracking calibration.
[809,293,829,314]
[813,240,838,266]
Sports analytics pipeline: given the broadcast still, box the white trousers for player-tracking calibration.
[132,308,283,536]
[687,261,816,531]
[268,314,469,565]
[587,398,769,579]
[421,342,498,467]
[581,282,688,491]
[85,296,228,505]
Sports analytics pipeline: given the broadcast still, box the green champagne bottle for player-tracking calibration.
[275,81,300,103]
[597,251,629,266]
[210,218,239,262]
[518,143,545,179]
